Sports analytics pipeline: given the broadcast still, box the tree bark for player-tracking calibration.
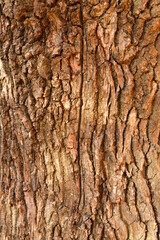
[0,0,160,239]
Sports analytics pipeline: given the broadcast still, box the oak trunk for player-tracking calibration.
[0,0,160,239]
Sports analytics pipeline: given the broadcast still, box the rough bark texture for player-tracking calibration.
[0,0,160,239]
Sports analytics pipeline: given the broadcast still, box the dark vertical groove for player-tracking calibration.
[77,0,84,209]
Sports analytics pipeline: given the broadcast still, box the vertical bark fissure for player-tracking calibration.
[77,0,84,209]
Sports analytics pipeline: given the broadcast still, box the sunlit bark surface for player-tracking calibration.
[0,0,160,239]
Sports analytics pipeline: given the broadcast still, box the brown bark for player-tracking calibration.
[0,0,160,239]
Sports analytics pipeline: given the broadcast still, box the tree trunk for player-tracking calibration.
[0,0,160,239]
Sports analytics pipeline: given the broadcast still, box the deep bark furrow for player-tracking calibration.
[77,0,84,210]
